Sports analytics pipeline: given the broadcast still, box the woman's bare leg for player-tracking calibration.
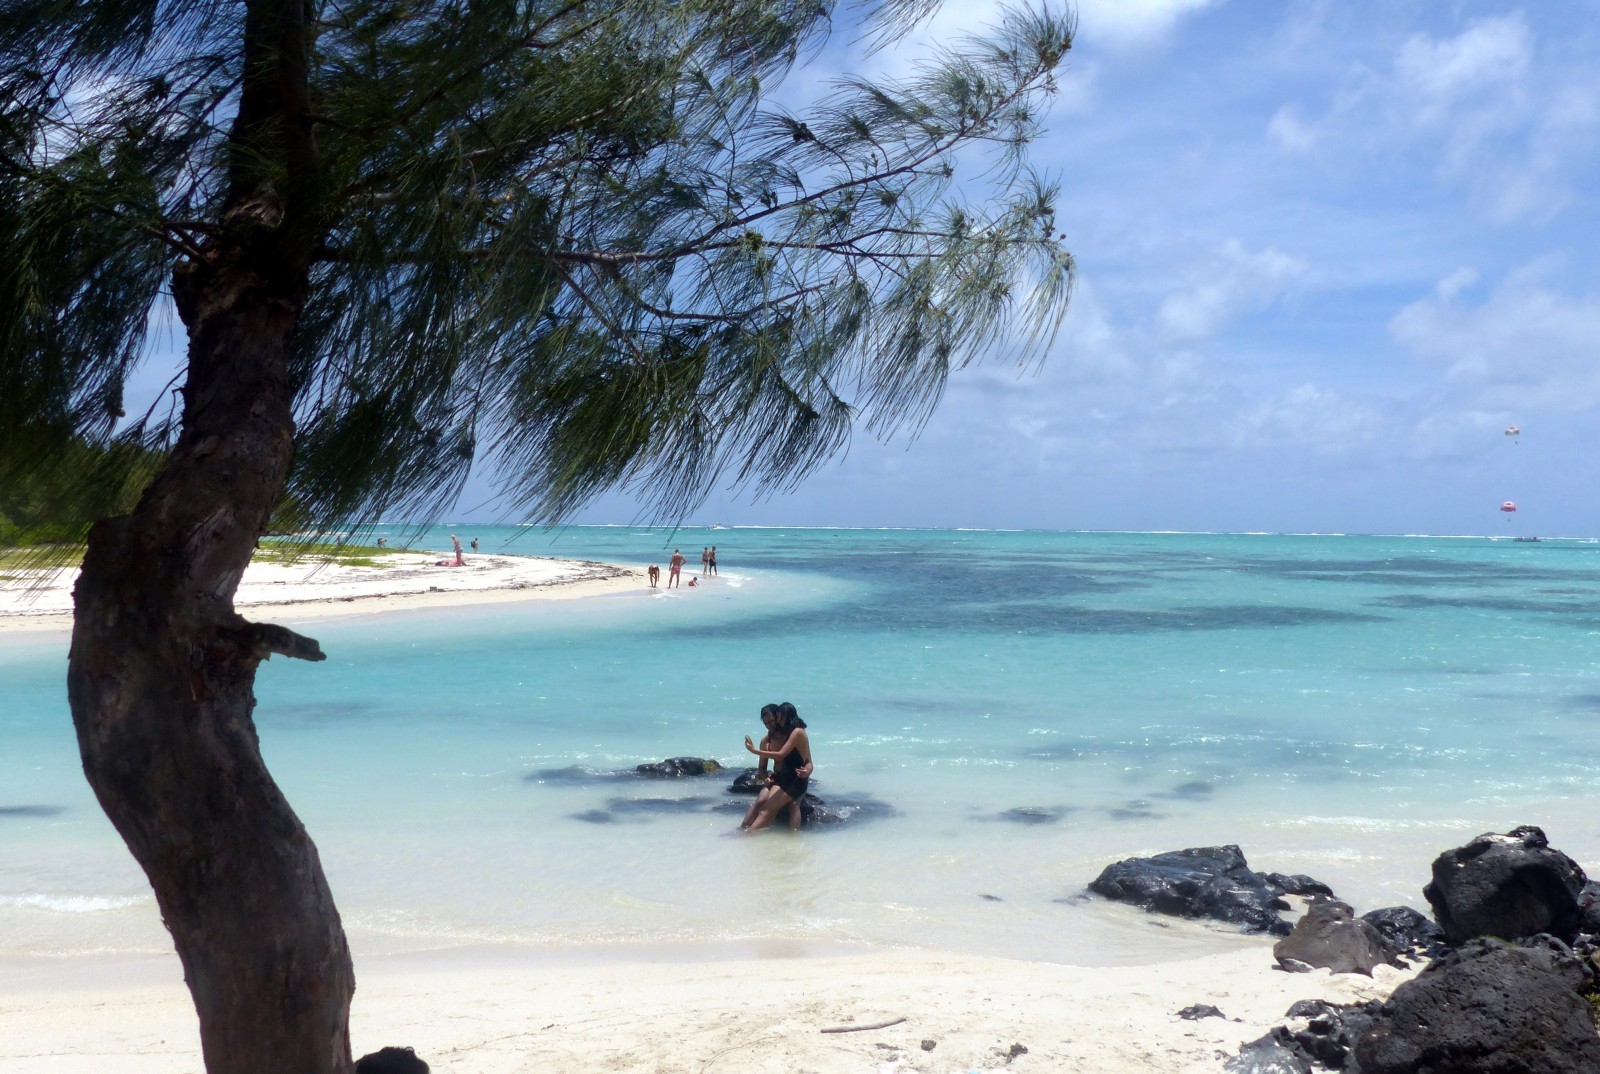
[746,789,795,832]
[741,785,775,829]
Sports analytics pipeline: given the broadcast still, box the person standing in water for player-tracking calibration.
[708,546,718,576]
[743,702,811,832]
[668,549,685,588]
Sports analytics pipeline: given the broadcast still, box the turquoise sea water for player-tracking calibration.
[5,527,1600,965]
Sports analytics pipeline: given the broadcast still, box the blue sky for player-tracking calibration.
[130,2,1600,535]
[567,1,1600,534]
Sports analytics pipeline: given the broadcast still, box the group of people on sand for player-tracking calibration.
[647,545,718,589]
[740,701,813,832]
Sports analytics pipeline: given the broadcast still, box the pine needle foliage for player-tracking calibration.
[2,0,1075,537]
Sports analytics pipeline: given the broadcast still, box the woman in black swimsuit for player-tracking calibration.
[740,704,791,830]
[742,701,811,832]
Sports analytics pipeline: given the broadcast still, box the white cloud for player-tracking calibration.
[1387,15,1596,224]
[1234,382,1380,452]
[1073,0,1227,51]
[1267,104,1317,153]
[1391,259,1600,411]
[1158,239,1307,342]
[1394,14,1532,121]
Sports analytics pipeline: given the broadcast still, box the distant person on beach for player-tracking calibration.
[701,547,710,576]
[470,537,479,553]
[743,701,812,832]
[668,549,684,588]
[376,537,386,547]
[741,705,800,830]
[687,576,698,587]
[708,546,718,576]
[435,534,465,567]
[647,564,660,588]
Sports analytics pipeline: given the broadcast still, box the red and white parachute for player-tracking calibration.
[1500,501,1518,513]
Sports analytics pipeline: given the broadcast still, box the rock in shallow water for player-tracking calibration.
[1087,845,1292,935]
[635,757,723,778]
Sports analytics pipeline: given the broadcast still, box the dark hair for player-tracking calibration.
[759,703,780,723]
[778,701,806,729]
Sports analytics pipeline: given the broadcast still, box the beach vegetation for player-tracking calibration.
[1,1,1076,1070]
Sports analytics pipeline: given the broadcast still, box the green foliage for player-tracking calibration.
[0,435,161,547]
[253,540,398,568]
[2,0,1076,532]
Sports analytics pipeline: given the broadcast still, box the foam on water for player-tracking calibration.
[6,528,1600,964]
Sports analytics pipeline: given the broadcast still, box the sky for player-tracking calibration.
[126,1,1600,536]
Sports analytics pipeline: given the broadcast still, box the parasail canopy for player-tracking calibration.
[1505,425,1521,436]
[1501,501,1518,512]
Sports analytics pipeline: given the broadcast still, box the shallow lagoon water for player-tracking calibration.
[5,527,1600,964]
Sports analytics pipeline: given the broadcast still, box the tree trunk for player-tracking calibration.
[66,255,354,1073]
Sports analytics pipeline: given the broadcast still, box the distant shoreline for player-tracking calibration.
[0,550,645,634]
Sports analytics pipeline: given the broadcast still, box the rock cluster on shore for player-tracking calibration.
[1091,825,1600,1073]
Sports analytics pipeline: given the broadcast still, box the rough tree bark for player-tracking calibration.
[63,1,356,1071]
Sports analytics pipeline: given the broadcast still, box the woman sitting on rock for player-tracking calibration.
[742,701,812,833]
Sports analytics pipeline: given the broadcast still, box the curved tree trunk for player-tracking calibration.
[64,0,354,1069]
[66,261,354,1074]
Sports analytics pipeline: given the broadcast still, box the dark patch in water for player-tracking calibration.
[605,796,717,814]
[995,806,1067,824]
[1373,594,1592,614]
[0,805,64,818]
[524,765,621,785]
[979,893,1003,901]
[1565,694,1600,712]
[1108,800,1165,821]
[1153,782,1214,800]
[569,809,617,824]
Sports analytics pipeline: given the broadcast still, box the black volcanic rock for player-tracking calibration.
[1088,845,1292,935]
[1361,906,1448,963]
[1422,825,1588,944]
[635,757,724,778]
[1351,937,1600,1073]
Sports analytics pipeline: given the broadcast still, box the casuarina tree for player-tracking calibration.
[1,0,1075,1070]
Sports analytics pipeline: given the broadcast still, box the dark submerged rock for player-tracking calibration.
[1422,825,1588,944]
[798,791,896,828]
[998,806,1063,824]
[1088,845,1293,935]
[1351,936,1600,1074]
[635,757,724,778]
[607,795,718,814]
[1361,906,1448,963]
[1272,898,1400,976]
[355,1047,429,1074]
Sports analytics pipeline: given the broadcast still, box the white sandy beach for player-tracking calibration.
[0,547,644,633]
[0,941,1414,1074]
